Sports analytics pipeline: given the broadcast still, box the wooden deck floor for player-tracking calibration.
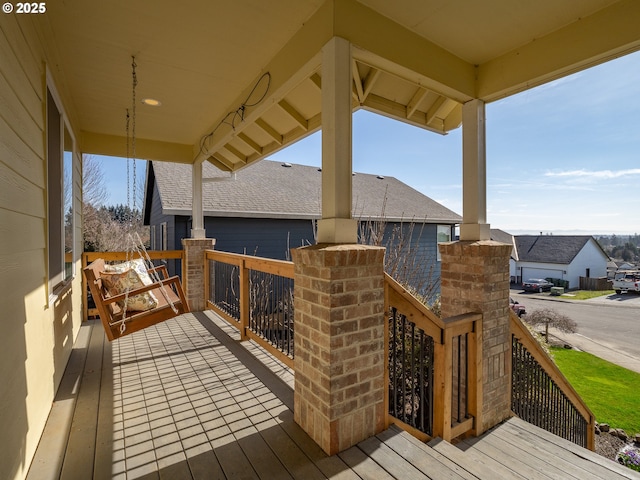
[26,311,639,480]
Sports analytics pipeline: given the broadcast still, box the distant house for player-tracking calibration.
[143,159,461,293]
[490,231,609,288]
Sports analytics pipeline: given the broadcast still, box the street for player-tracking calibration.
[511,289,640,362]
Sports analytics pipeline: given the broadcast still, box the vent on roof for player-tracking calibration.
[281,163,292,167]
[377,175,385,179]
[317,168,322,172]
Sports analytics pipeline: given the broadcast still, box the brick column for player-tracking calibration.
[291,244,386,455]
[439,240,513,433]
[181,238,215,312]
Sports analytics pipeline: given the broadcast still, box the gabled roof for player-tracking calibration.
[144,160,461,224]
[490,228,517,260]
[514,235,606,264]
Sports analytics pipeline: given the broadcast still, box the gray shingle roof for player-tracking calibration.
[148,160,461,223]
[514,235,594,264]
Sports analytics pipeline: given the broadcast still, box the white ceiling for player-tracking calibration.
[40,0,640,170]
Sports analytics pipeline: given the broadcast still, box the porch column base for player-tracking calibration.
[291,244,386,455]
[181,238,215,311]
[439,240,513,434]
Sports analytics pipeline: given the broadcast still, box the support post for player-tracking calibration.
[460,99,490,241]
[292,244,386,455]
[181,238,215,311]
[439,240,513,435]
[191,159,206,239]
[316,36,357,244]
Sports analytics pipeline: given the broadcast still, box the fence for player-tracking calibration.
[579,276,611,291]
[510,311,595,449]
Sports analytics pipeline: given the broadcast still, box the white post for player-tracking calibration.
[191,159,206,239]
[316,37,357,244]
[460,99,490,241]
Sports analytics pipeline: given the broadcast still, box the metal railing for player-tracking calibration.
[510,311,595,449]
[200,249,594,448]
[204,250,295,368]
[385,275,481,442]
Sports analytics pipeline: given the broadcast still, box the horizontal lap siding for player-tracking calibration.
[206,217,316,260]
[0,15,83,480]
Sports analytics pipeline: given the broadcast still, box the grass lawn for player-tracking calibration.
[552,347,640,434]
[560,290,614,300]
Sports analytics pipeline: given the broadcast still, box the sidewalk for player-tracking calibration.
[549,329,640,375]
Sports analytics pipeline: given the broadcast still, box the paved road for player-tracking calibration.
[511,289,640,370]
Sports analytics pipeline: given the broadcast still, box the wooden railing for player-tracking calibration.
[204,250,295,368]
[384,275,482,442]
[201,250,593,448]
[82,250,184,321]
[510,310,595,450]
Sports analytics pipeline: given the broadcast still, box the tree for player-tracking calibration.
[82,155,149,252]
[523,308,578,343]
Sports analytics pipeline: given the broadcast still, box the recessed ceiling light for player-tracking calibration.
[141,98,161,106]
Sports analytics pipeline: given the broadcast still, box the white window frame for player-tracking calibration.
[46,75,78,300]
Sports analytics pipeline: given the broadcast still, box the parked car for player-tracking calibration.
[510,298,526,317]
[523,278,553,293]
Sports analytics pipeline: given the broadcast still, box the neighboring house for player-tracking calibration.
[490,229,518,283]
[490,231,609,288]
[143,159,461,292]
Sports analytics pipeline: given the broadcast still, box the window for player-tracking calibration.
[436,225,452,261]
[160,222,167,250]
[150,225,156,250]
[47,85,75,296]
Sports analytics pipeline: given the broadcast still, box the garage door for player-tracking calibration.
[521,268,564,282]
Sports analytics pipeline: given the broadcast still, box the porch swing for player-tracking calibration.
[83,57,189,341]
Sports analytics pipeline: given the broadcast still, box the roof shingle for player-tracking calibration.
[149,160,461,223]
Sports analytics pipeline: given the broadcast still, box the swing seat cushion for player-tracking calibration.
[104,258,154,286]
[101,268,159,312]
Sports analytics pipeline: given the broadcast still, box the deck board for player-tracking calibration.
[27,311,640,480]
[376,427,474,480]
[60,319,106,480]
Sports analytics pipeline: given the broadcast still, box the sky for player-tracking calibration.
[99,50,640,236]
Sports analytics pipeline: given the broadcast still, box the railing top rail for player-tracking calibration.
[83,250,184,263]
[204,249,244,267]
[510,311,594,424]
[385,274,479,345]
[204,249,294,278]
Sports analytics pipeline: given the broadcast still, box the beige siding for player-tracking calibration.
[0,14,83,480]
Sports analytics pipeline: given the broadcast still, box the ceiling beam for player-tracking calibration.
[310,73,322,91]
[80,131,193,163]
[361,67,380,103]
[255,118,283,145]
[362,93,447,135]
[194,0,332,166]
[277,99,308,131]
[223,144,248,164]
[352,59,364,103]
[334,0,475,102]
[236,132,263,155]
[406,87,429,119]
[478,0,640,101]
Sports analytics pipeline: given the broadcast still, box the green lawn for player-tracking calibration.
[552,347,640,434]
[560,290,614,300]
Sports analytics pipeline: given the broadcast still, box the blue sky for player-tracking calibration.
[102,50,640,235]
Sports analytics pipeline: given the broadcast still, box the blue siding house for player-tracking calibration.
[143,159,461,296]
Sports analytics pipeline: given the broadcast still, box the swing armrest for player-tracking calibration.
[101,275,183,306]
[147,264,170,280]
